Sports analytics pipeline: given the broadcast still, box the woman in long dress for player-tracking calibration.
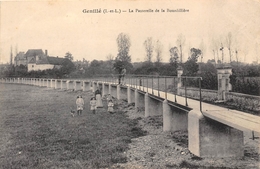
[95,88,103,108]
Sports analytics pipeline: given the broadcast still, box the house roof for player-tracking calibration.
[28,56,66,65]
[14,52,25,60]
[47,56,65,65]
[25,49,44,58]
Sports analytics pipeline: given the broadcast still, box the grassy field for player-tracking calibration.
[0,84,146,168]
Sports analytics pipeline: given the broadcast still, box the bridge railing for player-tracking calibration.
[92,74,203,111]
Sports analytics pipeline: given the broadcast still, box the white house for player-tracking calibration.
[28,55,67,72]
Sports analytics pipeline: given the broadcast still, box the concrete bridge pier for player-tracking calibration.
[92,82,96,92]
[108,83,112,95]
[51,79,55,88]
[35,79,38,86]
[145,94,163,117]
[55,80,61,89]
[110,85,117,98]
[38,79,41,86]
[66,80,74,90]
[102,83,106,95]
[82,81,90,91]
[103,83,109,95]
[188,110,244,158]
[43,79,47,87]
[61,80,67,89]
[14,78,18,83]
[117,85,121,100]
[48,79,51,87]
[163,100,172,131]
[74,81,82,91]
[41,79,44,87]
[127,86,132,104]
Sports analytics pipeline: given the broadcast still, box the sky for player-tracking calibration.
[1,0,260,64]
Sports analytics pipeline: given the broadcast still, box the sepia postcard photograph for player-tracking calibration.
[0,0,259,168]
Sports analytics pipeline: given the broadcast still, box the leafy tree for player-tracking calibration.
[64,52,73,61]
[183,48,201,76]
[169,47,179,65]
[143,37,154,64]
[114,33,133,74]
[116,33,131,62]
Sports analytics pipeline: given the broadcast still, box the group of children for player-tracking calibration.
[75,93,114,116]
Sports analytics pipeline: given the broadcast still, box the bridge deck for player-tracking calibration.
[124,84,260,133]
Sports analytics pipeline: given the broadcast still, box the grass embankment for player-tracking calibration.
[0,84,146,168]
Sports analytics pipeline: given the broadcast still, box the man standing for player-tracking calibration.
[120,67,126,84]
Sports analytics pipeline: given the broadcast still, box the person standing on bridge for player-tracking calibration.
[120,67,126,85]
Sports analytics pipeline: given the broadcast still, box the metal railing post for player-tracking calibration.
[158,76,160,97]
[152,76,154,94]
[174,77,177,102]
[185,76,188,106]
[165,77,167,100]
[199,77,202,111]
[147,76,148,93]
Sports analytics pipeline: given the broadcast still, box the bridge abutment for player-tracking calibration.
[188,110,244,158]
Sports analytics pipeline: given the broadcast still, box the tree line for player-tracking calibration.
[1,32,259,95]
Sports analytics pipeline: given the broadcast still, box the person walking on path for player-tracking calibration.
[76,95,84,115]
[90,97,97,114]
[95,87,103,108]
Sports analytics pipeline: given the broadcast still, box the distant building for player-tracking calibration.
[28,55,72,72]
[14,49,46,67]
[25,49,45,66]
[14,52,26,66]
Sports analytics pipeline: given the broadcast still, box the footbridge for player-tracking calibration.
[1,74,259,158]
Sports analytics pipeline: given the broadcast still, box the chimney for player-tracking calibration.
[45,50,48,56]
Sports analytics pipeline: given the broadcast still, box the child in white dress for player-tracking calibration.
[90,97,97,114]
[76,95,84,115]
[107,100,114,114]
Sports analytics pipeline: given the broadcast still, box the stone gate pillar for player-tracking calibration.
[217,66,232,100]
